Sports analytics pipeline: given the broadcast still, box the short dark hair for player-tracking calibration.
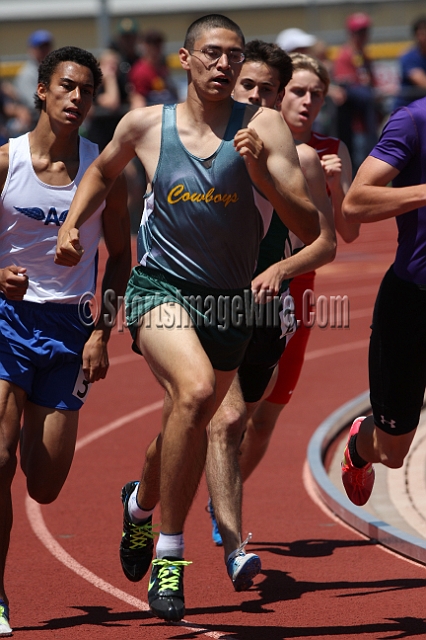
[412,15,426,35]
[244,40,293,92]
[184,14,245,51]
[35,46,102,111]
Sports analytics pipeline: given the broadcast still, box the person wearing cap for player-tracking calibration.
[275,27,317,54]
[14,30,54,121]
[393,15,426,109]
[109,18,141,110]
[128,28,178,108]
[332,12,379,172]
[110,17,141,73]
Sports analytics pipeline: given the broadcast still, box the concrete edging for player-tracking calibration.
[306,391,426,565]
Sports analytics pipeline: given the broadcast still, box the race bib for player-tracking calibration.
[72,366,91,404]
[279,291,296,339]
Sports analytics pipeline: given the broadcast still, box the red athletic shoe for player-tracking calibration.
[341,417,375,506]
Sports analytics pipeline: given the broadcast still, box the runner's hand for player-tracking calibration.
[234,127,268,187]
[55,227,84,266]
[0,266,28,300]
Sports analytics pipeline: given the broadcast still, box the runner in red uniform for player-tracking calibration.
[238,52,360,482]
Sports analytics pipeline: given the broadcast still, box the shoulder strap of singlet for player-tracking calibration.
[150,104,177,187]
[223,101,246,140]
[162,103,177,135]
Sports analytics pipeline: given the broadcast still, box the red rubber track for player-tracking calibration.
[7,219,426,639]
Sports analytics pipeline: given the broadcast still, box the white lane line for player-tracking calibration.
[26,495,150,610]
[348,308,372,320]
[108,353,140,366]
[25,400,231,638]
[305,339,369,361]
[25,337,371,636]
[75,401,163,451]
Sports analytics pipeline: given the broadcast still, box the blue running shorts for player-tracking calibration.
[0,295,93,410]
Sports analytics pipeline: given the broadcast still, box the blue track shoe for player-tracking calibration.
[207,498,223,546]
[227,534,261,592]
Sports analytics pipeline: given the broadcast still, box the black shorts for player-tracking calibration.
[369,265,426,435]
[238,291,296,403]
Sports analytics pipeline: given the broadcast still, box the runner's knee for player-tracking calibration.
[175,378,216,419]
[26,477,63,504]
[0,448,18,485]
[210,403,246,444]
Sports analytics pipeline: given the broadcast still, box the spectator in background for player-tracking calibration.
[110,20,146,232]
[111,17,141,72]
[394,15,426,109]
[110,18,141,104]
[126,28,179,232]
[85,48,130,151]
[0,83,32,142]
[276,27,317,55]
[129,29,179,108]
[86,47,142,233]
[333,12,379,172]
[14,30,54,126]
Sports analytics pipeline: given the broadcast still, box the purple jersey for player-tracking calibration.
[370,97,426,285]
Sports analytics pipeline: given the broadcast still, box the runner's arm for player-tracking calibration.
[235,109,320,245]
[0,143,29,299]
[81,173,131,382]
[55,110,140,266]
[321,140,360,243]
[343,155,426,223]
[252,146,336,301]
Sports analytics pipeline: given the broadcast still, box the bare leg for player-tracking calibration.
[356,415,417,469]
[136,393,172,510]
[206,376,247,560]
[136,304,236,535]
[20,401,79,504]
[239,400,285,483]
[0,381,26,605]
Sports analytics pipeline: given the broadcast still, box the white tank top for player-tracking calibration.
[0,133,104,303]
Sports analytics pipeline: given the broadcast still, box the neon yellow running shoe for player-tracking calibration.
[0,600,12,637]
[148,557,192,622]
[119,481,158,582]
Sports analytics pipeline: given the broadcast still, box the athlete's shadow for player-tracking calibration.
[238,569,426,613]
[15,594,426,638]
[15,605,151,632]
[177,616,426,639]
[250,536,375,558]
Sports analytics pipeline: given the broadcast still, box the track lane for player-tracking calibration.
[8,218,426,639]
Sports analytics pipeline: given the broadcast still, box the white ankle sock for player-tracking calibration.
[128,484,154,523]
[156,532,184,559]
